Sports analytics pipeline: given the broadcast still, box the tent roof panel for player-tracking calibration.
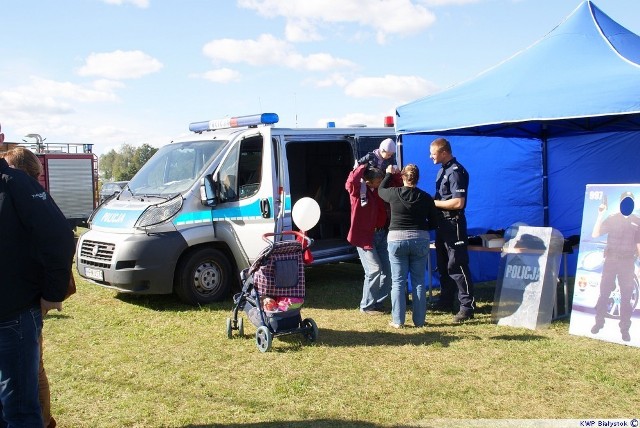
[395,1,640,137]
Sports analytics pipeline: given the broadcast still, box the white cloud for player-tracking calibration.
[197,68,242,83]
[303,53,355,71]
[285,19,322,43]
[237,0,436,43]
[313,73,349,88]
[77,50,163,80]
[0,77,122,116]
[0,110,169,157]
[29,77,123,102]
[100,0,150,8]
[0,91,74,116]
[202,34,355,71]
[344,75,439,102]
[0,76,127,148]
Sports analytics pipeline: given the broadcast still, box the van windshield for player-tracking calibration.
[127,140,227,197]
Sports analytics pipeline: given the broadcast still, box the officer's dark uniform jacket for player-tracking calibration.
[435,157,468,217]
[0,158,75,320]
[434,156,475,312]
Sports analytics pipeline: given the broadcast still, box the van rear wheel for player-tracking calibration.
[174,248,232,305]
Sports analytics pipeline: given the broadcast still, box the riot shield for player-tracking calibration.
[492,224,564,329]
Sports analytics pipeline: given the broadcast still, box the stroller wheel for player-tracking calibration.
[238,317,244,337]
[226,318,233,339]
[301,318,319,342]
[256,326,272,352]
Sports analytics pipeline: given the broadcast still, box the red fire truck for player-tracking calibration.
[1,137,98,228]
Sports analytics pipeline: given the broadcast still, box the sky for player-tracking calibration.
[1,0,639,156]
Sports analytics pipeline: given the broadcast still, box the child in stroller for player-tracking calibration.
[226,230,318,352]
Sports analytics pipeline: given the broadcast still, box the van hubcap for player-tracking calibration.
[193,262,220,295]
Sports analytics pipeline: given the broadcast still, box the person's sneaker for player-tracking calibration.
[388,321,404,329]
[361,308,385,315]
[590,322,604,334]
[360,197,368,206]
[621,330,631,342]
[453,311,474,323]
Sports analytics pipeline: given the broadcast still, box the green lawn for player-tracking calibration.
[44,262,637,427]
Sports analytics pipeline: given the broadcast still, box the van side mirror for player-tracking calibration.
[200,174,218,207]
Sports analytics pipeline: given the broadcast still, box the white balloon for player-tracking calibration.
[292,197,321,232]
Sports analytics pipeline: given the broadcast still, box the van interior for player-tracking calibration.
[286,140,355,262]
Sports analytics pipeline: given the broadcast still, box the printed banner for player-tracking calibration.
[569,184,640,347]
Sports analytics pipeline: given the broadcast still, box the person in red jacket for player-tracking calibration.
[346,164,400,314]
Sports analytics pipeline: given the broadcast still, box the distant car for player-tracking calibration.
[99,181,128,203]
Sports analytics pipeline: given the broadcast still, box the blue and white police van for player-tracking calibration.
[76,113,395,305]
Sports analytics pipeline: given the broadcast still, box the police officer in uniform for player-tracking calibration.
[590,191,640,342]
[429,138,475,322]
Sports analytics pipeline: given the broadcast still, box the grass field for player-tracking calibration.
[44,261,638,427]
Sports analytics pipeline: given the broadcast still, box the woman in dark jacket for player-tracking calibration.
[378,164,439,328]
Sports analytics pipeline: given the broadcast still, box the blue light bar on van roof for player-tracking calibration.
[189,113,279,132]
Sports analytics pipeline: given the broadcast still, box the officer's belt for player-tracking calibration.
[441,210,464,220]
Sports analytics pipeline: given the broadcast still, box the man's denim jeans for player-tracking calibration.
[357,229,391,311]
[388,238,430,326]
[0,307,43,428]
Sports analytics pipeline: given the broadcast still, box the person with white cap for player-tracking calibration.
[355,138,396,206]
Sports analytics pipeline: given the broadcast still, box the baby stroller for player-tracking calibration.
[226,230,318,352]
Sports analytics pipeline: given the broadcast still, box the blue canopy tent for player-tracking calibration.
[395,1,640,281]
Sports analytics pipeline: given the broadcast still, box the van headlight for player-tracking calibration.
[135,195,183,228]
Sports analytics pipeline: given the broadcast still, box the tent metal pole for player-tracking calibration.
[542,124,549,226]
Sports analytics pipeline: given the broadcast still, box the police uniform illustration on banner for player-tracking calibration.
[569,184,640,347]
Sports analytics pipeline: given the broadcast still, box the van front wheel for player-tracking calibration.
[175,248,232,305]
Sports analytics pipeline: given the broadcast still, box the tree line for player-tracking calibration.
[99,143,158,181]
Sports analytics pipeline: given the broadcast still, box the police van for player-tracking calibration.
[76,113,395,305]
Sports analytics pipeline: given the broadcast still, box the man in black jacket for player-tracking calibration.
[0,154,75,426]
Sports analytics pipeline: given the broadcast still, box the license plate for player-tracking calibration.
[85,267,104,281]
